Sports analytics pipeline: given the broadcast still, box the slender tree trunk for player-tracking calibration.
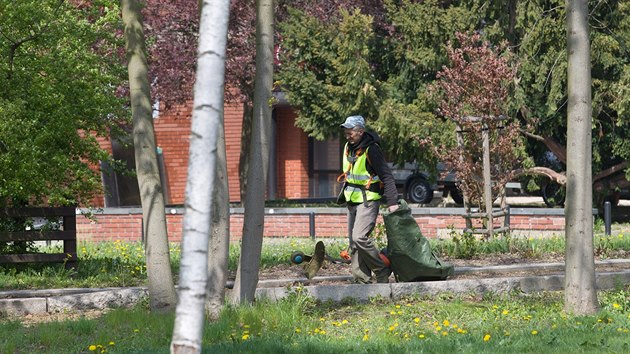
[239,102,253,202]
[206,122,230,321]
[564,0,599,315]
[121,0,176,312]
[231,0,274,304]
[171,0,230,352]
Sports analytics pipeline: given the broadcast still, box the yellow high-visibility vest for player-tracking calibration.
[340,143,382,203]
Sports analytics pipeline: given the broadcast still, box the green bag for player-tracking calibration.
[383,199,454,281]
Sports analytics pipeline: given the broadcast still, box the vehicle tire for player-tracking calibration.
[448,187,464,205]
[406,177,433,204]
[542,181,565,207]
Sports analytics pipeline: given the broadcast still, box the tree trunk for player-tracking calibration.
[564,0,599,315]
[231,0,274,304]
[171,0,230,352]
[206,122,230,321]
[121,0,177,313]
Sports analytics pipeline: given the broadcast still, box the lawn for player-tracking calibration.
[1,226,630,352]
[1,289,629,353]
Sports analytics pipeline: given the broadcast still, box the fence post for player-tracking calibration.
[309,212,315,240]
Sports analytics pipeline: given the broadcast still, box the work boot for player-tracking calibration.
[375,266,392,283]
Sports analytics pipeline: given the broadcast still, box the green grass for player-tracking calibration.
[0,228,629,290]
[2,289,630,353]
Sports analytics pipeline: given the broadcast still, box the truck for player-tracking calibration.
[390,163,463,204]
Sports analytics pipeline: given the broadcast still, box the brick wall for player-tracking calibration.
[76,207,567,243]
[93,102,309,206]
[275,107,309,198]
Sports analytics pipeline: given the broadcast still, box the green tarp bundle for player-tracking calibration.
[383,200,454,282]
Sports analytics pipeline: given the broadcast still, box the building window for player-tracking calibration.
[309,137,342,198]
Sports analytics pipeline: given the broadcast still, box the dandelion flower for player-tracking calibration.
[242,334,250,340]
[483,334,491,342]
[531,330,538,335]
[502,309,509,315]
[443,320,450,327]
[89,345,97,351]
[613,303,621,309]
[414,317,420,324]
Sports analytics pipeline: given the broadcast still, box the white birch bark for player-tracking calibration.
[171,0,230,352]
[564,0,599,314]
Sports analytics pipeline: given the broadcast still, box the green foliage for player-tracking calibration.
[0,1,128,206]
[278,2,472,167]
[278,0,630,185]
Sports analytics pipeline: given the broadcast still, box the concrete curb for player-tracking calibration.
[2,261,630,317]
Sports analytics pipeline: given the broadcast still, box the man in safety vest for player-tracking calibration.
[339,115,399,283]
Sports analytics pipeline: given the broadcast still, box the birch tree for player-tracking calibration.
[230,0,274,304]
[171,0,230,351]
[564,0,599,315]
[121,0,177,313]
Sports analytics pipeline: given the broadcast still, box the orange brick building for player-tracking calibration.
[94,99,340,207]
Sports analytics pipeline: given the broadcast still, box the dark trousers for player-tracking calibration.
[347,200,390,283]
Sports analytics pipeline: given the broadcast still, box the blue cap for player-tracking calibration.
[340,115,365,129]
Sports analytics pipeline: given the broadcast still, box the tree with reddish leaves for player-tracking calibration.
[431,32,526,208]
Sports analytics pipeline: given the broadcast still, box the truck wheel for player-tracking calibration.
[448,187,464,205]
[407,177,433,204]
[542,181,565,207]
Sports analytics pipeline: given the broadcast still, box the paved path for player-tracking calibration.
[2,260,630,317]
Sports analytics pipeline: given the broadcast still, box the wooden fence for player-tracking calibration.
[0,207,77,268]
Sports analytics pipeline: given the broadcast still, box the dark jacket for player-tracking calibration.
[346,131,398,206]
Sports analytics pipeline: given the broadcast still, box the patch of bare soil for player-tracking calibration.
[256,250,630,283]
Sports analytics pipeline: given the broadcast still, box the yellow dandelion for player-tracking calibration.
[443,320,450,327]
[419,334,425,339]
[436,326,442,331]
[133,329,139,333]
[319,330,326,335]
[363,334,369,341]
[502,309,509,315]
[504,331,510,336]
[613,303,621,309]
[442,331,448,336]
[457,328,465,334]
[531,330,538,335]
[452,324,459,329]
[413,317,420,323]
[342,319,349,324]
[483,334,491,342]
[295,328,301,333]
[109,341,115,346]
[242,334,250,340]
[390,311,396,315]
[395,304,401,309]
[89,345,97,351]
